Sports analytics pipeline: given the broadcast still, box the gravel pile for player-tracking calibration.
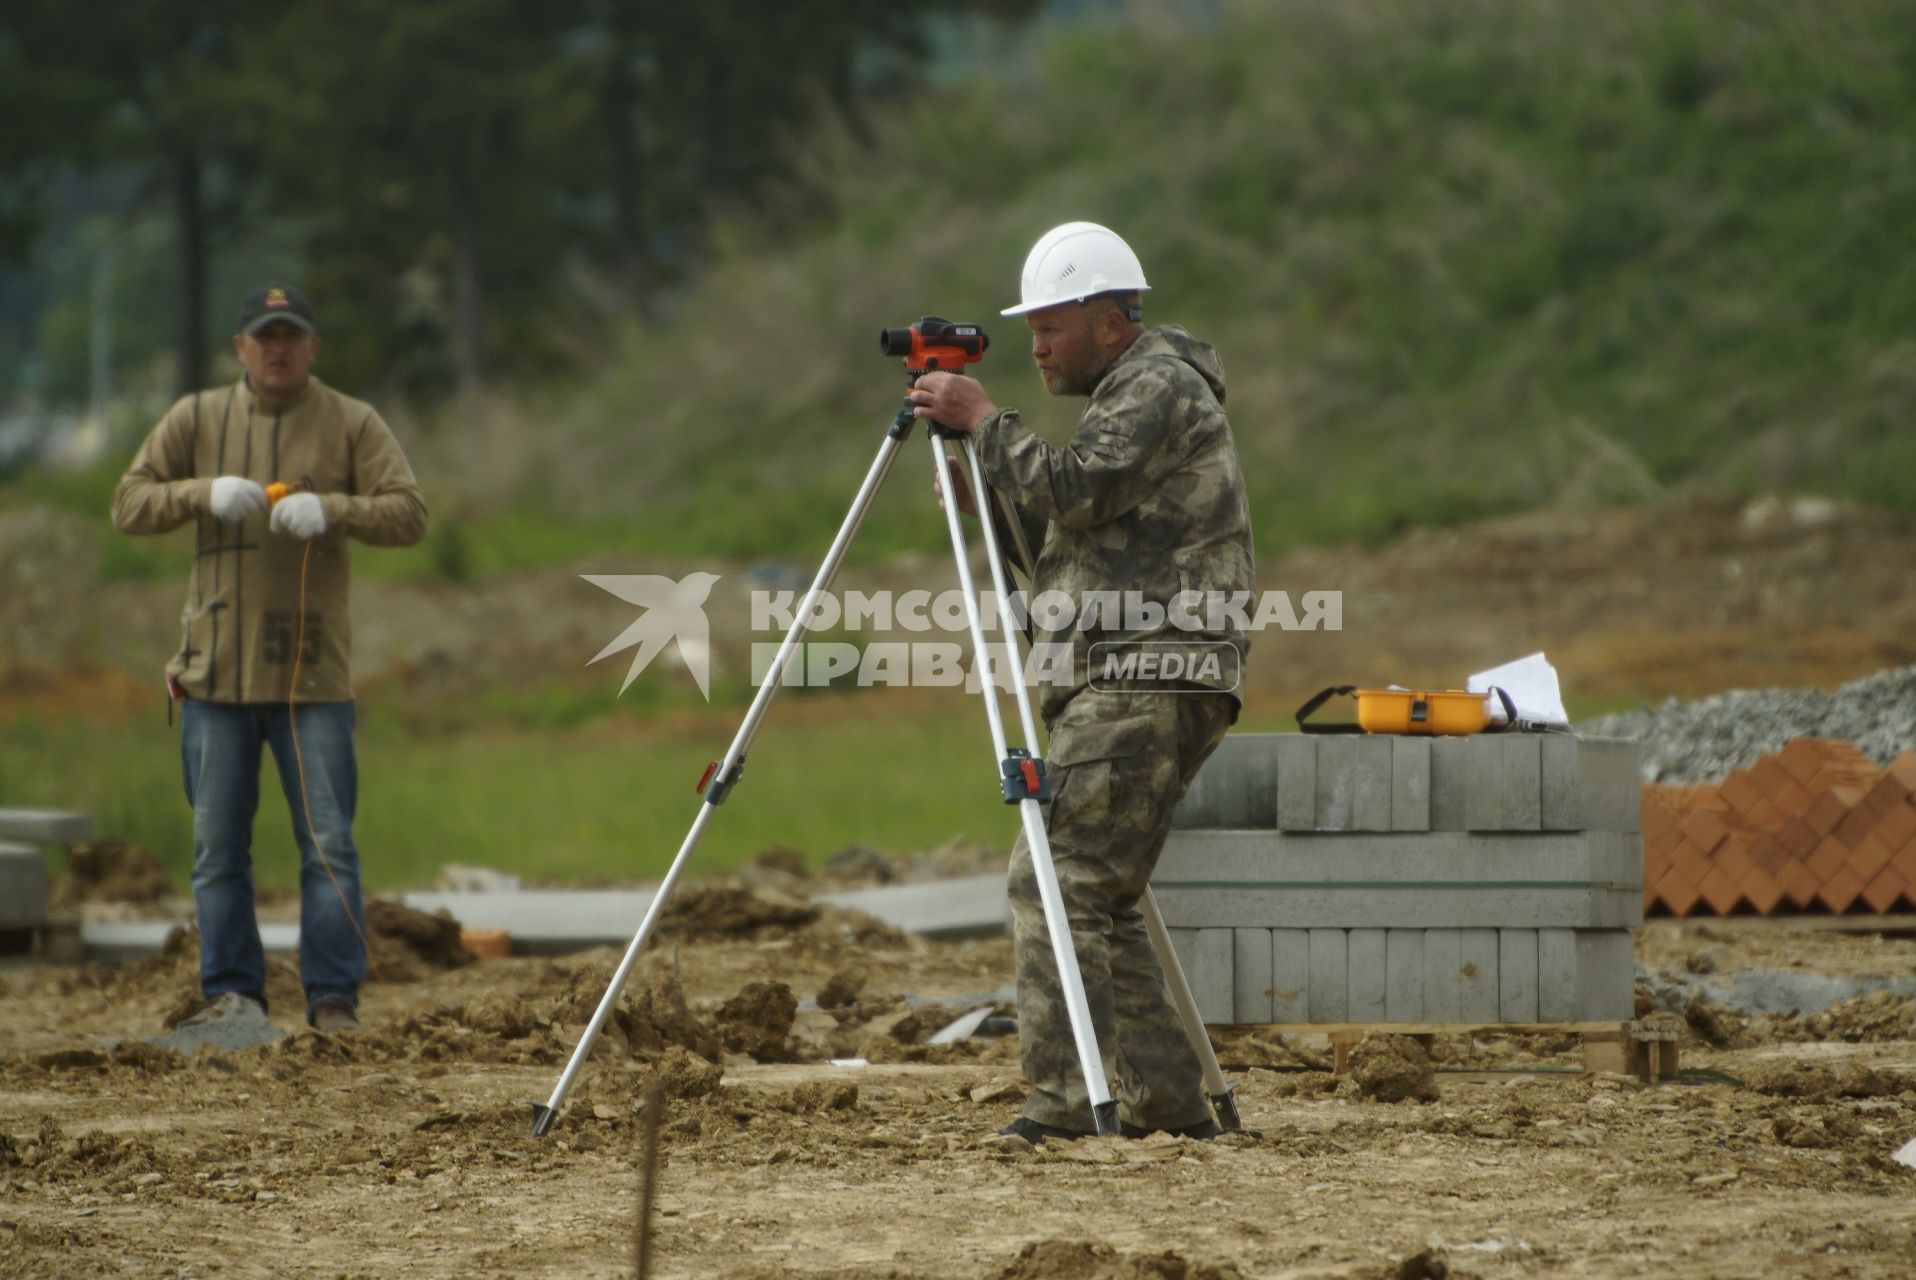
[1584,665,1916,784]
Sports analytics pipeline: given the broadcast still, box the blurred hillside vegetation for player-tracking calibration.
[6,0,1915,579]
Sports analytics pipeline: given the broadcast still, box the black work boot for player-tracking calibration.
[997,1116,1091,1144]
[1119,1118,1222,1140]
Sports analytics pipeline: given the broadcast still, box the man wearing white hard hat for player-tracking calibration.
[911,222,1255,1142]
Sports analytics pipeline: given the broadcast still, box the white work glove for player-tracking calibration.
[269,491,328,539]
[208,476,269,522]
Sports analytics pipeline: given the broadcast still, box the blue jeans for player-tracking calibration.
[180,698,366,1019]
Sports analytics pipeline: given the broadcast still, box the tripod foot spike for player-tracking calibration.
[1092,1101,1120,1137]
[530,1103,557,1138]
[1211,1090,1242,1133]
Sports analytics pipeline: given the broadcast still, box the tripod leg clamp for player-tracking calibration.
[699,757,745,805]
[1000,749,1050,803]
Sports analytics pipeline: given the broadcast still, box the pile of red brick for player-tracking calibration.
[1643,738,1916,916]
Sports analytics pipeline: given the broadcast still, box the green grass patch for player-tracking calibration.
[0,698,1010,894]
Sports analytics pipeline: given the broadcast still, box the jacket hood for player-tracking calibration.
[1126,325,1226,405]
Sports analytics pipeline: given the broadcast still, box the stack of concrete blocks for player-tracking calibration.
[1155,734,1642,1029]
[0,809,92,955]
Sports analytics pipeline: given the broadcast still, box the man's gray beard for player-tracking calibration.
[1047,352,1116,397]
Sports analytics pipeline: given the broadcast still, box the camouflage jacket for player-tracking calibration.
[973,325,1255,724]
[112,376,427,704]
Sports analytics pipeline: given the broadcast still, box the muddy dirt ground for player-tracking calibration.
[3,899,1914,1279]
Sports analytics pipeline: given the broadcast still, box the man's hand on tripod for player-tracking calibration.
[932,456,979,518]
[909,372,996,434]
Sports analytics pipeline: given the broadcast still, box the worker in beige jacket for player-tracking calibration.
[113,283,426,1033]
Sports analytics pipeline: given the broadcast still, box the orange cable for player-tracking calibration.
[287,536,381,987]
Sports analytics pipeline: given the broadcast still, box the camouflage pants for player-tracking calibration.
[1009,688,1235,1132]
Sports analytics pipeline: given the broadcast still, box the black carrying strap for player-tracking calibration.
[1294,685,1363,734]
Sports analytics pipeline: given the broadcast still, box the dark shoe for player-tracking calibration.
[997,1117,1090,1145]
[309,997,361,1033]
[1119,1118,1221,1140]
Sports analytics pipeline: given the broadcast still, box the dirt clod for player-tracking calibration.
[1342,1035,1439,1104]
[995,1240,1245,1280]
[53,839,172,907]
[715,980,798,1062]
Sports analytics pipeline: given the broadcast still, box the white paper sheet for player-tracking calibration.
[1467,652,1571,728]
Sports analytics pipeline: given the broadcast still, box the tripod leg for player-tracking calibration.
[930,434,1118,1136]
[532,426,909,1137]
[1141,888,1240,1130]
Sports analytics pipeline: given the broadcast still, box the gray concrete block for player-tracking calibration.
[0,809,92,844]
[1272,929,1310,1022]
[1193,928,1235,1023]
[1386,928,1424,1021]
[1348,928,1387,1021]
[1169,927,1201,1012]
[1173,735,1279,829]
[1500,736,1543,831]
[1275,736,1317,831]
[1429,737,1469,831]
[1575,929,1637,1020]
[1233,927,1274,1022]
[1498,928,1540,1022]
[1422,928,1463,1022]
[1350,737,1394,831]
[1308,928,1348,1022]
[1460,929,1500,1021]
[1314,737,1357,831]
[1463,736,1504,830]
[1537,927,1579,1022]
[1540,735,1583,831]
[1150,884,1642,931]
[1156,828,1648,891]
[0,842,49,930]
[1579,738,1642,833]
[1390,737,1431,832]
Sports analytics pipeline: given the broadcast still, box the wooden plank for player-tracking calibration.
[1275,736,1318,831]
[1391,737,1432,832]
[1422,928,1463,1023]
[1271,929,1310,1023]
[1232,927,1274,1023]
[1385,928,1424,1021]
[1459,928,1500,1022]
[1537,927,1578,1022]
[1499,928,1540,1022]
[1308,928,1348,1022]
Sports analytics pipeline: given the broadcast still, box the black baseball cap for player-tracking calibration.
[238,284,318,336]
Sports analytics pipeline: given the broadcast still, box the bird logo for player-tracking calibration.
[582,572,721,699]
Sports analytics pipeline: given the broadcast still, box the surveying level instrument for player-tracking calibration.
[530,317,1239,1138]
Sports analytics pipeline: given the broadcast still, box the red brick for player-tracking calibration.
[1815,864,1865,914]
[1835,804,1879,850]
[1640,795,1677,846]
[1680,807,1730,856]
[1717,769,1767,817]
[1696,865,1743,916]
[1653,865,1703,917]
[1886,750,1916,792]
[1870,798,1916,854]
[1848,836,1894,886]
[1739,864,1786,915]
[1747,832,1791,873]
[1779,738,1835,789]
[1751,759,1815,816]
[1743,796,1787,831]
[1776,816,1821,860]
[1807,836,1852,884]
[1805,787,1857,836]
[1712,836,1756,885]
[1778,860,1822,910]
[1862,771,1913,817]
[1858,865,1909,915]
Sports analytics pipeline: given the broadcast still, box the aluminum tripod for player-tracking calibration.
[530,386,1237,1138]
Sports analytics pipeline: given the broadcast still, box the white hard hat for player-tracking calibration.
[1001,221,1150,317]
